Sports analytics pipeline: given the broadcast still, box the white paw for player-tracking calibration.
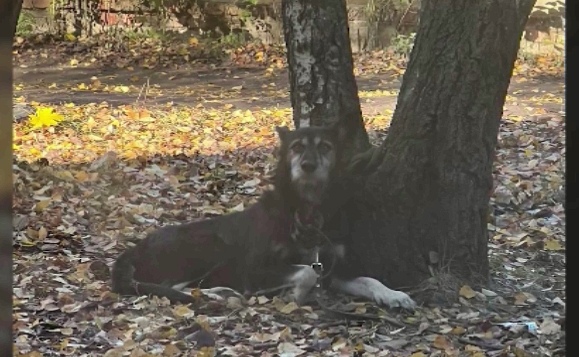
[330,277,417,311]
[373,288,416,310]
[287,265,318,304]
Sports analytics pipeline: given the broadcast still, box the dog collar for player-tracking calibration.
[291,210,325,248]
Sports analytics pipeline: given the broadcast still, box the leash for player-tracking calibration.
[292,210,411,325]
[311,246,324,300]
[291,210,337,287]
[311,247,324,289]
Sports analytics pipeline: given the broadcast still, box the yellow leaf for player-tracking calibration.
[60,327,73,336]
[189,37,199,46]
[544,239,563,251]
[74,171,91,182]
[34,199,51,212]
[86,117,97,130]
[38,226,48,240]
[53,170,76,181]
[64,33,76,41]
[514,292,528,305]
[194,316,211,330]
[176,126,192,133]
[202,139,216,149]
[28,147,41,157]
[28,107,64,129]
[280,302,299,314]
[114,85,130,93]
[151,326,177,340]
[190,288,203,299]
[459,285,476,299]
[87,134,104,141]
[20,351,43,357]
[196,347,216,357]
[241,110,255,123]
[432,335,450,350]
[19,235,37,247]
[70,59,78,66]
[162,343,181,357]
[255,51,264,62]
[59,338,68,351]
[464,344,482,352]
[410,352,427,357]
[172,305,195,318]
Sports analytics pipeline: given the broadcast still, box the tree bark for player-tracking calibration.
[1,0,23,351]
[8,0,23,39]
[282,0,370,155]
[348,0,536,293]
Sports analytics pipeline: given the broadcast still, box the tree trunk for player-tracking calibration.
[1,0,23,351]
[349,0,536,296]
[282,0,370,156]
[8,0,23,39]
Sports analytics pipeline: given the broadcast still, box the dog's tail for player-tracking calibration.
[111,248,196,304]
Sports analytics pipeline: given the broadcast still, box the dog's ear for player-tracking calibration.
[275,126,291,141]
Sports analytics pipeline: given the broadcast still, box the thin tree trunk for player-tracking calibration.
[348,0,536,297]
[1,0,23,351]
[9,0,24,39]
[282,0,370,155]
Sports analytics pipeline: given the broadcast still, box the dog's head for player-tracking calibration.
[275,125,343,206]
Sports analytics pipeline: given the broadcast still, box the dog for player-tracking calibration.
[111,125,416,310]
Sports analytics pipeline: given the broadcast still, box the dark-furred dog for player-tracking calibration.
[111,125,415,309]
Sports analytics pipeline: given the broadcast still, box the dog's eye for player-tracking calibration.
[292,143,305,153]
[318,142,333,154]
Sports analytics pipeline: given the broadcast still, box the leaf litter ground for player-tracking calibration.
[12,40,565,356]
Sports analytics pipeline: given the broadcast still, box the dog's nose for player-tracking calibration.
[301,161,316,173]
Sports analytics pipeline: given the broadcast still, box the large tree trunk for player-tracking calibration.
[282,0,370,156]
[349,0,536,296]
[281,0,535,300]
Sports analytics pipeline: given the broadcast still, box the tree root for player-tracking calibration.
[346,145,385,175]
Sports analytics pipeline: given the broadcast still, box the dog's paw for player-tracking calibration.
[287,265,318,304]
[373,288,416,310]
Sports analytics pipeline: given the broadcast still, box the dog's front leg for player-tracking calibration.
[285,264,319,304]
[330,277,416,310]
[248,264,318,304]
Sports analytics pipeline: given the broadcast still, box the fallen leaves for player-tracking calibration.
[459,285,477,299]
[432,335,451,350]
[544,238,563,251]
[514,292,537,306]
[12,104,566,355]
[13,103,293,164]
[11,37,565,357]
[539,317,562,335]
[513,53,564,78]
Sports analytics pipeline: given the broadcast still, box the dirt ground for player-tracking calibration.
[13,57,564,118]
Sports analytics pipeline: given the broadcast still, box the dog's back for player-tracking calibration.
[111,125,345,303]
